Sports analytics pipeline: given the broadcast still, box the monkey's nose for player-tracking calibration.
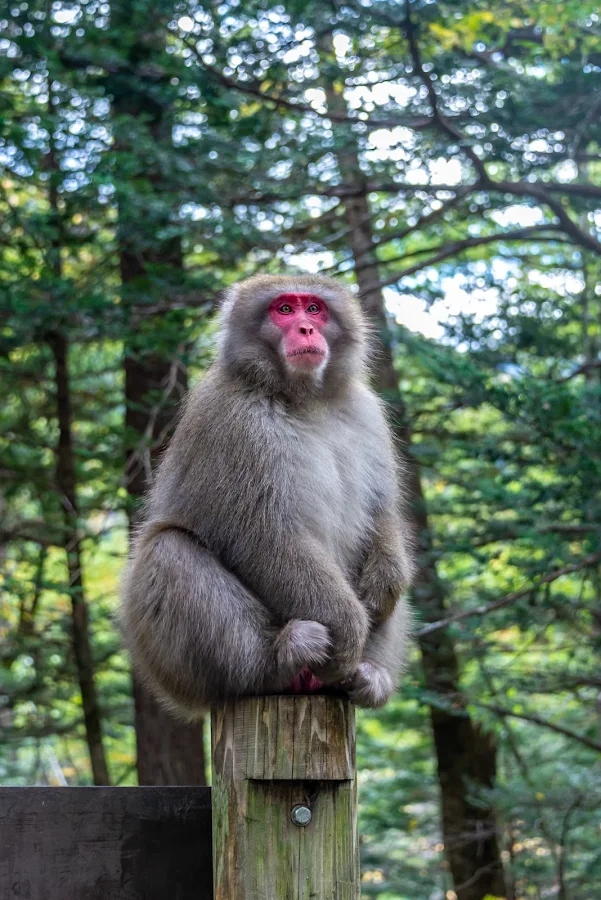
[299,325,314,335]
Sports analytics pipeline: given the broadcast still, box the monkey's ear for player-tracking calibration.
[219,283,241,317]
[217,284,244,347]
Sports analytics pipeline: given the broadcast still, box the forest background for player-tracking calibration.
[1,2,601,899]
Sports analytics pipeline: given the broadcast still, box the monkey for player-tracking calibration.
[120,274,415,718]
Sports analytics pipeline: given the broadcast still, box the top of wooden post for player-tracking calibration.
[211,694,355,781]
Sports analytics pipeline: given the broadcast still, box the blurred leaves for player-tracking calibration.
[1,0,601,896]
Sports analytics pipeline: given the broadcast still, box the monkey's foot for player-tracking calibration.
[274,620,332,683]
[347,661,394,708]
[288,667,324,693]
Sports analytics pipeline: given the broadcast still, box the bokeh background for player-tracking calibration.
[1,2,601,899]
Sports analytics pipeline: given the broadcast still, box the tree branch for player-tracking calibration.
[472,701,601,754]
[319,190,472,272]
[559,359,601,382]
[416,551,601,637]
[404,2,601,255]
[230,178,601,212]
[377,225,570,286]
[183,36,433,131]
[404,2,490,184]
[0,525,62,548]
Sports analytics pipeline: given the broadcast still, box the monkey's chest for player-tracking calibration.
[291,424,376,573]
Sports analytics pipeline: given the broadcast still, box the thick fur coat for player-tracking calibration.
[121,275,414,716]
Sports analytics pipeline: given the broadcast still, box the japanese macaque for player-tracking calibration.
[121,275,415,717]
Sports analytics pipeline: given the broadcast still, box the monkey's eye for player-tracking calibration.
[278,304,293,313]
[307,303,320,313]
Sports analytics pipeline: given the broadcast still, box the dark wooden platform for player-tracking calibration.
[0,786,213,900]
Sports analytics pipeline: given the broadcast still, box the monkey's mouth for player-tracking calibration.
[286,347,327,369]
[287,348,326,358]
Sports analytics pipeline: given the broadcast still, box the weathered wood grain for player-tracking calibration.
[211,695,359,900]
[0,786,212,900]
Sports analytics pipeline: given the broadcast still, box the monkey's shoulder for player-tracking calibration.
[176,373,392,487]
[185,371,378,433]
[179,372,275,436]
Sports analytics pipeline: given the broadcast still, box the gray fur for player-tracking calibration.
[121,274,415,718]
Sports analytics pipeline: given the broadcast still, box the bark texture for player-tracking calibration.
[110,3,207,786]
[323,44,506,899]
[50,332,110,786]
[44,109,109,784]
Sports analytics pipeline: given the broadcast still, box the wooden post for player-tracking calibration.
[211,695,359,900]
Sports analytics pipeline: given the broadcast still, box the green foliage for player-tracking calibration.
[1,1,600,897]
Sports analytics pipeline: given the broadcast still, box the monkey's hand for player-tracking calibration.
[255,533,370,684]
[311,598,369,684]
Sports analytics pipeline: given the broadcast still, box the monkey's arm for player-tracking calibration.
[350,387,415,624]
[121,524,333,715]
[359,509,415,624]
[244,530,370,683]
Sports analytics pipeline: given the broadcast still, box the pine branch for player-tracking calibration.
[472,701,601,754]
[416,552,601,637]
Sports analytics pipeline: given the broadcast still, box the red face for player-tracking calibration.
[268,293,330,370]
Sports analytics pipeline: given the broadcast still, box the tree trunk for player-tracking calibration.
[109,5,206,786]
[43,100,109,784]
[323,46,506,899]
[123,333,206,786]
[50,332,110,786]
[133,681,207,785]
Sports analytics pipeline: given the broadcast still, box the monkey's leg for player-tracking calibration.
[122,528,331,716]
[347,597,413,709]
